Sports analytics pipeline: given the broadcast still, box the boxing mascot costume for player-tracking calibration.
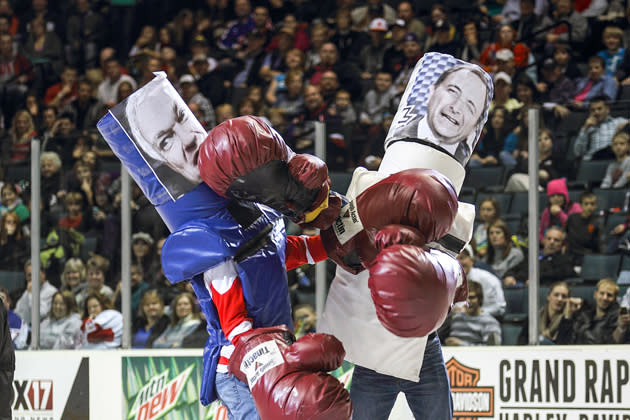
[318,53,493,419]
[97,72,351,420]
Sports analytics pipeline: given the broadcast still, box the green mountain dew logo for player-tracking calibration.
[128,366,193,420]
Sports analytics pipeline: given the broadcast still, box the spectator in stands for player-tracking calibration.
[0,212,28,272]
[469,106,518,167]
[458,20,485,65]
[426,19,459,57]
[23,16,63,83]
[1,109,38,166]
[473,197,502,258]
[264,48,305,106]
[15,259,58,325]
[0,33,32,125]
[60,80,103,130]
[518,281,575,345]
[113,263,150,317]
[39,290,82,349]
[484,219,525,281]
[80,292,123,349]
[439,281,502,346]
[393,32,423,95]
[331,89,357,126]
[77,255,113,310]
[259,26,295,84]
[307,41,361,100]
[132,289,170,348]
[457,245,506,318]
[0,287,27,349]
[571,56,618,110]
[423,4,452,52]
[351,0,396,32]
[382,19,407,78]
[319,70,339,106]
[215,104,236,125]
[152,292,202,348]
[179,74,216,129]
[0,184,29,225]
[58,191,92,235]
[566,191,605,265]
[97,57,137,108]
[293,302,317,339]
[552,42,583,80]
[480,23,531,75]
[65,0,104,73]
[536,0,588,53]
[359,18,389,82]
[597,26,625,77]
[231,29,268,90]
[559,278,619,344]
[539,177,582,241]
[218,0,253,51]
[396,2,425,46]
[304,23,329,71]
[601,132,630,188]
[505,128,560,192]
[44,111,80,167]
[613,293,629,344]
[331,9,368,66]
[504,226,577,286]
[60,258,88,301]
[537,57,576,122]
[573,95,628,161]
[490,72,522,114]
[267,69,304,120]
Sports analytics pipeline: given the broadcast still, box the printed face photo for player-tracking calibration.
[109,73,206,200]
[426,67,488,145]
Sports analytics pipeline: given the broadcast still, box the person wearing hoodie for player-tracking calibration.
[38,291,82,349]
[539,177,582,242]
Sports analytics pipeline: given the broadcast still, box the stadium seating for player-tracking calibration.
[579,254,622,282]
[0,270,26,294]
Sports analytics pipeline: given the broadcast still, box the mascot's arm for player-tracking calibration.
[285,235,328,271]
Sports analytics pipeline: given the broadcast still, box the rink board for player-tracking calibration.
[11,346,630,420]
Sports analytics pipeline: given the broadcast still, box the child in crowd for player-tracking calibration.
[566,192,605,266]
[601,132,630,189]
[597,26,625,77]
[215,104,235,124]
[331,89,357,125]
[473,197,502,258]
[539,178,582,242]
[58,191,92,233]
[360,71,397,127]
[0,183,29,223]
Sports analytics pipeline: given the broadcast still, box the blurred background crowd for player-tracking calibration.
[1,0,630,350]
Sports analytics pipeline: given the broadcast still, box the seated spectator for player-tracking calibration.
[97,57,137,108]
[425,19,459,57]
[39,291,82,349]
[264,49,305,105]
[179,74,215,129]
[1,109,38,166]
[505,128,560,192]
[60,257,88,300]
[535,0,588,53]
[597,26,625,77]
[382,19,407,78]
[79,292,123,349]
[566,192,605,265]
[359,71,397,128]
[40,151,65,217]
[558,278,619,344]
[439,281,502,346]
[306,42,361,101]
[0,184,29,224]
[537,58,576,122]
[551,42,583,81]
[293,303,317,339]
[473,197,502,258]
[396,2,425,46]
[330,89,356,126]
[539,178,582,242]
[0,212,28,272]
[504,226,577,286]
[245,85,268,117]
[601,132,630,189]
[359,18,389,81]
[259,26,296,84]
[457,245,506,319]
[113,263,149,316]
[571,57,618,110]
[58,191,93,234]
[268,69,304,120]
[132,289,170,349]
[14,260,59,325]
[573,95,628,161]
[469,106,518,167]
[22,16,64,87]
[332,9,368,66]
[77,255,114,310]
[60,80,103,130]
[483,219,525,281]
[44,66,78,109]
[613,289,629,344]
[44,111,80,168]
[518,281,575,345]
[152,292,201,348]
[480,23,531,75]
[0,33,32,126]
[490,72,522,114]
[0,287,28,349]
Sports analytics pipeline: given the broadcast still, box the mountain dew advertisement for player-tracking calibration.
[123,356,354,420]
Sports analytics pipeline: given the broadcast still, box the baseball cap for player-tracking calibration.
[403,32,419,43]
[179,74,195,84]
[493,71,512,84]
[495,48,514,62]
[132,232,154,246]
[392,19,406,28]
[369,18,388,32]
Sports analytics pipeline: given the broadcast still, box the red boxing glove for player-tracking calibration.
[368,244,463,337]
[198,116,339,228]
[320,168,458,273]
[228,325,352,420]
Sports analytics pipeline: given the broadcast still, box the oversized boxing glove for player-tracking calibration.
[228,325,352,420]
[198,115,341,229]
[320,168,458,273]
[367,234,465,337]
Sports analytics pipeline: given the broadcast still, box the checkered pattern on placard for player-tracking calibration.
[385,52,494,155]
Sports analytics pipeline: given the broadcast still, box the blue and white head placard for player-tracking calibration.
[97,72,206,205]
[385,53,493,167]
